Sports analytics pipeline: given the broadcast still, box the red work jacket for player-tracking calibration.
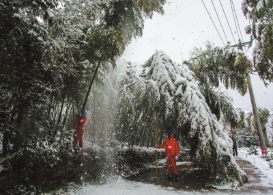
[158,138,180,158]
[73,114,87,131]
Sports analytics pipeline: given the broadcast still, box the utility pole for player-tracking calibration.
[247,74,267,154]
[230,36,253,49]
[230,37,267,155]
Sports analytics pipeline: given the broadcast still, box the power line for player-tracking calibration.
[201,0,225,46]
[229,0,240,41]
[231,0,244,41]
[229,0,244,42]
[229,0,246,53]
[211,0,229,43]
[218,0,236,44]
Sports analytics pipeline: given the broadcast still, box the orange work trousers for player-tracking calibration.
[74,128,84,147]
[167,156,178,175]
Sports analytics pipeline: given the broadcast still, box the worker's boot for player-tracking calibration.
[168,174,173,182]
[174,175,178,182]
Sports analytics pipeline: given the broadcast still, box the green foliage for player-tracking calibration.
[115,76,160,146]
[242,0,273,82]
[211,155,248,186]
[264,151,273,160]
[235,110,254,140]
[115,51,247,185]
[84,26,125,62]
[0,0,166,156]
[186,43,252,95]
[0,0,167,193]
[1,142,162,194]
[258,108,270,143]
[105,0,165,43]
[8,131,72,183]
[200,86,238,125]
[246,112,255,133]
[185,43,250,125]
[0,130,71,193]
[5,185,41,195]
[238,111,246,128]
[236,108,271,145]
[248,146,259,155]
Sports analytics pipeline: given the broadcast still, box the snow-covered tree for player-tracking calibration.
[236,108,272,146]
[242,0,273,82]
[258,108,270,144]
[184,41,268,153]
[184,43,252,126]
[236,109,256,146]
[115,51,247,185]
[0,0,166,155]
[0,0,167,192]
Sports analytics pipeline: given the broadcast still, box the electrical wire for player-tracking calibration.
[229,0,243,42]
[230,0,244,42]
[229,0,246,53]
[229,0,240,41]
[211,0,229,44]
[201,0,225,46]
[218,0,236,44]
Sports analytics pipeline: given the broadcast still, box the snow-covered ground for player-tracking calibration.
[237,147,273,189]
[72,147,273,195]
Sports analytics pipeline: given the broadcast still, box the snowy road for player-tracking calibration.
[74,177,270,195]
[73,148,273,195]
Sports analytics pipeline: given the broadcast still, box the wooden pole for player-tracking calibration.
[247,74,267,155]
[81,61,101,112]
[155,125,158,179]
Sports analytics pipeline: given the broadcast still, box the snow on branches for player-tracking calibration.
[117,50,247,185]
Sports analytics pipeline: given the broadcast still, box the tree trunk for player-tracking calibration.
[62,101,71,129]
[2,114,9,156]
[47,95,54,121]
[54,96,65,136]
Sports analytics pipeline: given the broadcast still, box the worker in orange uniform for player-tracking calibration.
[73,109,88,148]
[156,131,180,182]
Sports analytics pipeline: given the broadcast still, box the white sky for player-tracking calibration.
[74,147,273,195]
[121,0,273,110]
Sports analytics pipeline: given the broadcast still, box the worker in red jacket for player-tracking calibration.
[73,109,88,148]
[156,131,180,182]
